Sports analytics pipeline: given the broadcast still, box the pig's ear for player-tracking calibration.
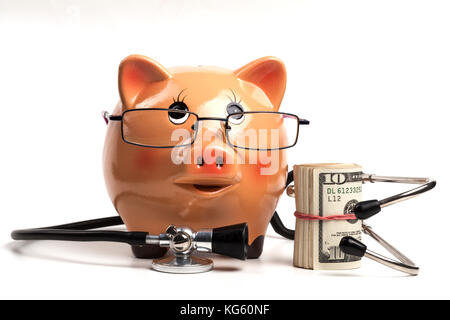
[234,57,287,110]
[118,55,172,107]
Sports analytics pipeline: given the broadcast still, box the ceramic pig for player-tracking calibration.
[103,55,288,258]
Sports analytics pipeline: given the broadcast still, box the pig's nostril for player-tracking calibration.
[216,156,224,168]
[195,156,224,168]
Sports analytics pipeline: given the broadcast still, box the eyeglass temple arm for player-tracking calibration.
[299,119,310,125]
[102,111,122,125]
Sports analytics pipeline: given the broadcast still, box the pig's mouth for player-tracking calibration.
[192,184,232,193]
[175,182,233,195]
[173,176,239,195]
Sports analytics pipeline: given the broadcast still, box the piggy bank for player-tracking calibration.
[103,55,289,258]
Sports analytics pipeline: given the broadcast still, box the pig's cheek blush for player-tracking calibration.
[245,163,269,183]
[134,150,167,169]
[235,150,266,181]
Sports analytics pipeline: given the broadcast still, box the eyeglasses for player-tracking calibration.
[102,108,309,151]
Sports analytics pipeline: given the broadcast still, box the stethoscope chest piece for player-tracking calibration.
[149,225,214,274]
[152,255,213,274]
[148,224,248,274]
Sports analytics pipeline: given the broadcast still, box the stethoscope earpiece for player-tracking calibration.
[339,236,367,258]
[353,200,381,220]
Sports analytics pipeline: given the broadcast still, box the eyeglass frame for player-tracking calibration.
[102,108,309,151]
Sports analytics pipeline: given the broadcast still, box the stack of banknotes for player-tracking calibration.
[293,163,363,270]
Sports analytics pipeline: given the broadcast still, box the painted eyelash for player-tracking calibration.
[227,89,242,104]
[172,88,188,103]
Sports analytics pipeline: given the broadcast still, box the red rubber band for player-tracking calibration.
[294,211,357,221]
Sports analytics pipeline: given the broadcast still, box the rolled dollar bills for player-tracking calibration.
[293,163,363,270]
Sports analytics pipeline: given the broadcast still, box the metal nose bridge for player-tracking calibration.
[191,117,229,130]
[196,117,227,122]
[190,116,231,149]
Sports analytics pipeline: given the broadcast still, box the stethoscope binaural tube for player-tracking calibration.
[346,174,434,275]
[273,171,436,239]
[276,171,436,275]
[352,174,436,220]
[340,225,419,276]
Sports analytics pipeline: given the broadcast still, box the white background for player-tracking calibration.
[1,0,449,299]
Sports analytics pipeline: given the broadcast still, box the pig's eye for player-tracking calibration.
[168,101,189,124]
[227,103,244,125]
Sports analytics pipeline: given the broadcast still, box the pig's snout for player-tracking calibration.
[193,146,234,172]
[175,146,241,191]
[191,122,236,172]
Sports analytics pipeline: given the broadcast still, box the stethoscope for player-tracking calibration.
[11,170,435,275]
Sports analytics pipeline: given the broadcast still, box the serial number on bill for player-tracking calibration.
[327,186,362,194]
